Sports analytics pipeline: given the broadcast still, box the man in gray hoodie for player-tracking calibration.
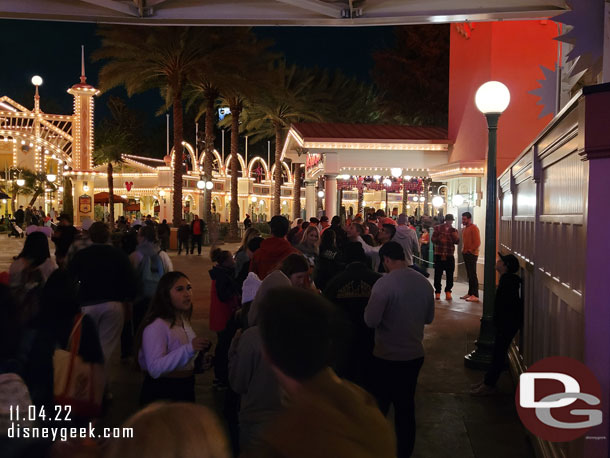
[394,214,420,266]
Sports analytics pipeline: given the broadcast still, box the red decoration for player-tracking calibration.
[125,181,133,191]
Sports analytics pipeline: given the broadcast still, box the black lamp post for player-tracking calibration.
[464,81,511,369]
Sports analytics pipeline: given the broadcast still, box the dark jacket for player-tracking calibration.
[178,223,191,241]
[209,265,241,332]
[157,222,170,238]
[493,273,522,335]
[69,244,137,305]
[326,225,348,249]
[14,208,25,225]
[323,262,381,385]
[313,249,343,291]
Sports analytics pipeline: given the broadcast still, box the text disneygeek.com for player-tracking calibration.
[6,423,134,442]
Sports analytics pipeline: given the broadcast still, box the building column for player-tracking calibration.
[159,190,172,223]
[324,174,338,219]
[305,179,317,220]
[292,164,303,221]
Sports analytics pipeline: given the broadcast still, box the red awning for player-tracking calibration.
[94,192,127,204]
[125,203,140,212]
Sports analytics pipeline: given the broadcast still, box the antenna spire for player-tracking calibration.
[80,45,87,84]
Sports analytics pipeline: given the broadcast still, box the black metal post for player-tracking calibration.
[464,113,499,369]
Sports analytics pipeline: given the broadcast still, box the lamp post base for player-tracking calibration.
[464,343,495,370]
[464,317,496,370]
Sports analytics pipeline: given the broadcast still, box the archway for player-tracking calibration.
[225,153,246,177]
[270,161,292,184]
[170,141,199,173]
[198,149,224,176]
[247,156,270,182]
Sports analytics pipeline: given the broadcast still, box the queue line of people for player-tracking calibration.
[0,208,522,458]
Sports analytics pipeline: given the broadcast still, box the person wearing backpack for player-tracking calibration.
[125,226,173,358]
[68,223,137,365]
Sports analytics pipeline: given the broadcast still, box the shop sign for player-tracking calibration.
[306,154,322,170]
[79,195,92,213]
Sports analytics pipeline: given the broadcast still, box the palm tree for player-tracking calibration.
[94,98,136,227]
[93,26,212,227]
[189,28,274,232]
[21,169,56,207]
[217,33,274,239]
[242,61,324,216]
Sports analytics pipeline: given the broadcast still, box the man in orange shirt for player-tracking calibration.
[461,212,481,302]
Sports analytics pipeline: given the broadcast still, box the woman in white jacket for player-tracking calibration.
[136,271,210,405]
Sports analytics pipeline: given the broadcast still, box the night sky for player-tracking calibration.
[0,19,394,125]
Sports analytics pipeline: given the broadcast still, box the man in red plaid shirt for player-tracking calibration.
[431,214,459,300]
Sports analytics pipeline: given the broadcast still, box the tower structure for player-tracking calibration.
[67,45,99,171]
[67,46,99,225]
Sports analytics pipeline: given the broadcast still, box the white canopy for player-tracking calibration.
[0,0,566,26]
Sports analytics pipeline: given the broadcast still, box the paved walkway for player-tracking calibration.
[0,234,533,457]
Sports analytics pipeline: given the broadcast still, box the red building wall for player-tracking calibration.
[449,21,559,174]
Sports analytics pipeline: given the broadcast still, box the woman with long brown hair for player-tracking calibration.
[136,271,210,405]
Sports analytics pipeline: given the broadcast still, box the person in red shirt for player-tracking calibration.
[431,214,459,300]
[250,216,297,279]
[190,215,206,255]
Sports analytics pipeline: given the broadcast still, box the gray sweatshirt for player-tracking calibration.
[364,267,435,361]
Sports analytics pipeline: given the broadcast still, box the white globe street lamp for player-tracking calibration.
[466,80,511,369]
[16,178,25,187]
[475,81,510,115]
[196,179,205,189]
[452,194,465,206]
[432,196,444,208]
[205,181,213,190]
[46,173,56,183]
[317,190,325,198]
[251,196,257,203]
[382,178,392,186]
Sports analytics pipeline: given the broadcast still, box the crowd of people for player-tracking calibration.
[0,207,523,458]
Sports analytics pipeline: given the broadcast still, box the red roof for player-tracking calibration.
[291,123,449,143]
